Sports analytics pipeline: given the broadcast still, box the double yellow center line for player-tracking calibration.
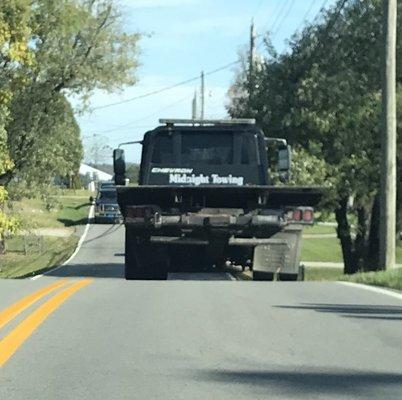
[0,278,92,367]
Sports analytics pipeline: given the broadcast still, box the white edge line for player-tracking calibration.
[30,205,94,280]
[30,274,43,281]
[338,281,402,302]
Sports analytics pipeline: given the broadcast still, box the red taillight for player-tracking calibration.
[293,209,302,222]
[303,209,313,222]
[286,207,314,224]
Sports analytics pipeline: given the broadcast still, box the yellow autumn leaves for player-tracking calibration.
[0,0,33,243]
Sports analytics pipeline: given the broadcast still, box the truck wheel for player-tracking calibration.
[125,229,167,280]
[253,271,274,281]
[278,273,298,281]
[298,264,305,281]
[278,265,305,281]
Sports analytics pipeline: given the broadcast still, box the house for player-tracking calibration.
[79,163,113,191]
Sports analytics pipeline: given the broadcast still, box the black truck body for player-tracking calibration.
[114,119,321,280]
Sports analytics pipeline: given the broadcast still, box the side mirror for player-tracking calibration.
[278,145,291,182]
[278,145,291,171]
[113,149,126,186]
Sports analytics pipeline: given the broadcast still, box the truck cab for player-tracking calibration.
[138,119,270,186]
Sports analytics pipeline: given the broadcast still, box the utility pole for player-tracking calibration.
[249,19,256,102]
[200,71,205,120]
[191,91,197,120]
[379,0,397,270]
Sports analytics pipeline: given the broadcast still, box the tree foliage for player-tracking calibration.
[0,0,140,249]
[0,0,31,248]
[1,0,140,186]
[228,0,402,273]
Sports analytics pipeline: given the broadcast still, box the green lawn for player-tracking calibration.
[301,230,401,264]
[57,194,91,227]
[301,237,343,262]
[305,267,344,281]
[9,189,92,230]
[0,236,78,278]
[1,190,91,278]
[303,224,336,235]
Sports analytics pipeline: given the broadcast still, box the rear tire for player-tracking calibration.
[298,264,305,281]
[253,271,274,281]
[278,265,305,281]
[278,273,298,281]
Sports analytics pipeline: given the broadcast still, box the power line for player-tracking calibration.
[321,0,348,37]
[296,0,319,32]
[256,0,285,43]
[270,0,347,57]
[92,60,240,111]
[92,77,199,111]
[95,95,192,134]
[256,0,294,51]
[270,0,292,33]
[305,0,348,60]
[272,0,296,37]
[256,0,330,51]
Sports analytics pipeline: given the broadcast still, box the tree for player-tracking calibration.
[1,0,140,185]
[85,134,111,165]
[0,0,33,250]
[9,94,83,189]
[228,0,402,273]
[126,163,139,184]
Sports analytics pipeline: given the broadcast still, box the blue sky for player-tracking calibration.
[78,0,337,163]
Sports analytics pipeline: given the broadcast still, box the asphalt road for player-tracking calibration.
[1,223,402,399]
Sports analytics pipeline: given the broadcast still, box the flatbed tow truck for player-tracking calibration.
[113,118,322,280]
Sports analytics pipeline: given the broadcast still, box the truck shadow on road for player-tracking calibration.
[46,263,124,278]
[45,262,238,280]
[196,368,402,397]
[273,304,402,321]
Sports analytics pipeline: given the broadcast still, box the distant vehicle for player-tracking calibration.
[98,181,115,190]
[93,187,121,223]
[113,118,322,280]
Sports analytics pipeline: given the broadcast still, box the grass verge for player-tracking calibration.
[301,238,343,262]
[304,267,344,281]
[9,190,91,229]
[301,231,401,264]
[303,224,336,235]
[0,236,78,278]
[341,268,402,291]
[304,266,402,293]
[1,190,91,278]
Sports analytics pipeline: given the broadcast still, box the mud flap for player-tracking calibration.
[252,226,303,279]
